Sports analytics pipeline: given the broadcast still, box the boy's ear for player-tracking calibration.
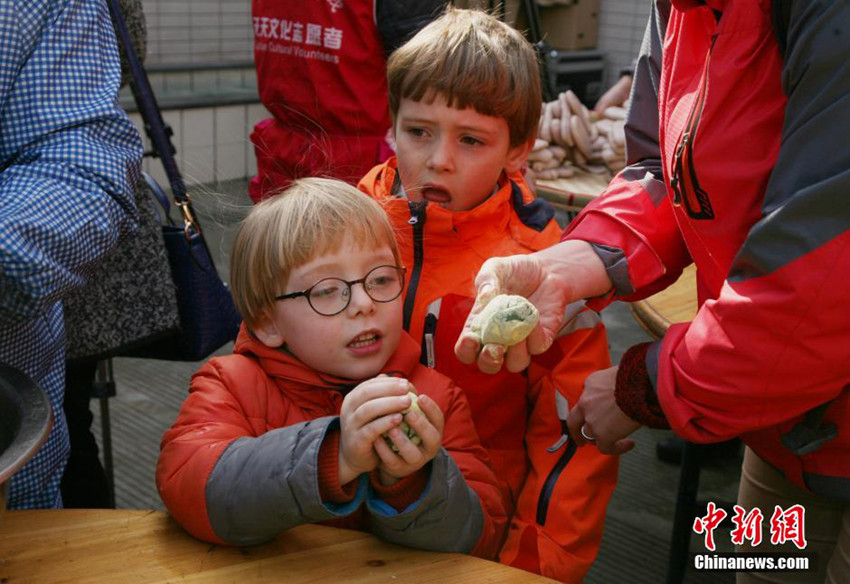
[505,138,535,174]
[252,309,285,348]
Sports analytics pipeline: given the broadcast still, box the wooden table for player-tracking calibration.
[0,510,555,583]
[535,169,612,212]
[629,264,698,339]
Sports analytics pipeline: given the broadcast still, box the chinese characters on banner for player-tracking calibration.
[254,17,344,52]
[693,503,807,551]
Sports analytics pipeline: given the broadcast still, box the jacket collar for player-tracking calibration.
[233,324,423,415]
[368,157,529,249]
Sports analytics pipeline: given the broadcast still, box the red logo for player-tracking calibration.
[693,502,727,552]
[694,503,808,551]
[730,505,764,547]
[770,505,807,550]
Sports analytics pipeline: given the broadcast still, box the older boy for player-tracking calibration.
[359,8,617,582]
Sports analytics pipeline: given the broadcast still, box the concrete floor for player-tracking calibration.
[93,179,740,583]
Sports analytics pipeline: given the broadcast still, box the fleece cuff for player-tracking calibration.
[615,342,670,429]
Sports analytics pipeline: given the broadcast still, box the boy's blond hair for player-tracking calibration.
[230,178,401,329]
[387,7,541,148]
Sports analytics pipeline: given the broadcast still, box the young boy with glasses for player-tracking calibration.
[156,177,507,556]
[359,8,617,581]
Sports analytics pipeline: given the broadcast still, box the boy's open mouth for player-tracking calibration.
[421,185,451,204]
[348,331,380,348]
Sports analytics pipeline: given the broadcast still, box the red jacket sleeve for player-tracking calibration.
[564,174,691,304]
[563,0,688,302]
[155,360,259,544]
[658,245,850,444]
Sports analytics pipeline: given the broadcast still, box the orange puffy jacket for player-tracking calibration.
[156,329,507,558]
[360,158,619,582]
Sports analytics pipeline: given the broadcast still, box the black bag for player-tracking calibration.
[119,175,241,361]
[108,0,241,361]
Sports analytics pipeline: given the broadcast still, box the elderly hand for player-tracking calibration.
[567,366,641,455]
[454,254,568,374]
[455,240,613,374]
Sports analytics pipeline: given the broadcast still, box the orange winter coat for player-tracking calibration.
[156,329,507,558]
[360,158,619,582]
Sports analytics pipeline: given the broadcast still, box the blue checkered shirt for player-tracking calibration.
[0,0,143,508]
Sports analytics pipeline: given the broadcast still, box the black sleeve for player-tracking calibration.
[375,0,446,56]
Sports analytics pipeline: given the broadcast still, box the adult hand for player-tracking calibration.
[455,240,613,374]
[373,393,445,485]
[338,375,413,485]
[454,254,568,374]
[567,366,641,455]
[593,73,633,115]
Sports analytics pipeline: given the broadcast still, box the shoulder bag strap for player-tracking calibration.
[106,0,203,240]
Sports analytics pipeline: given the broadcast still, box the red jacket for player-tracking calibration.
[360,159,619,582]
[156,329,507,557]
[565,0,850,500]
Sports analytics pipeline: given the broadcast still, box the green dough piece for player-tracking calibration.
[383,392,422,453]
[470,294,539,346]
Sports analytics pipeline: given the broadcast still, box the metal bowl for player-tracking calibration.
[0,363,53,515]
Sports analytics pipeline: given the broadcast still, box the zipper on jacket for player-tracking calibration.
[670,36,716,220]
[536,438,577,526]
[537,392,575,525]
[402,202,426,332]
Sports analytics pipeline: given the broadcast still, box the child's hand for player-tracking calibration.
[338,376,414,485]
[373,393,445,485]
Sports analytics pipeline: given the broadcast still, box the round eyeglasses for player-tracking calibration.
[275,265,407,316]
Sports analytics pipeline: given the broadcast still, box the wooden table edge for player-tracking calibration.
[0,509,557,583]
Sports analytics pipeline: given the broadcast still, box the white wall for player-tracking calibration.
[127,103,270,185]
[597,0,651,87]
[141,0,253,65]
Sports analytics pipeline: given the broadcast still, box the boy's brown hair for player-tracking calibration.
[230,177,401,330]
[387,7,541,148]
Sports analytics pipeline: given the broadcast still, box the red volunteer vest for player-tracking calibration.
[250,0,392,200]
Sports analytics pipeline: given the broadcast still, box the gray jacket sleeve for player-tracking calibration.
[590,0,671,296]
[366,448,484,554]
[206,416,367,546]
[206,417,484,551]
